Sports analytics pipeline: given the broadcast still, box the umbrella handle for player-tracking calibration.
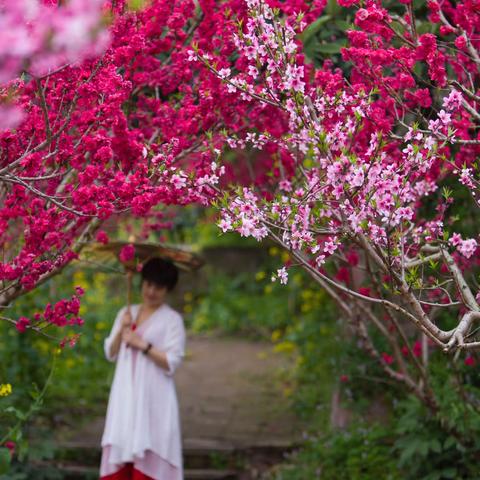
[126,270,133,311]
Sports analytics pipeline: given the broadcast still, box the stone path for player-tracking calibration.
[178,333,304,450]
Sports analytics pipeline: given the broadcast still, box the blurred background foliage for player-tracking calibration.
[0,206,341,474]
[2,206,480,479]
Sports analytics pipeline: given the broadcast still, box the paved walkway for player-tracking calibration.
[67,333,305,451]
[178,333,303,450]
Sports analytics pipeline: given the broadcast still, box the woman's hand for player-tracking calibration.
[121,309,133,330]
[122,329,148,351]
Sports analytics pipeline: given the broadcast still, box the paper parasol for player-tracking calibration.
[85,241,205,309]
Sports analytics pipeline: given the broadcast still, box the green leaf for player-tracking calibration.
[398,441,419,466]
[326,0,342,16]
[0,449,11,475]
[315,40,347,54]
[127,0,146,10]
[299,15,332,44]
[4,407,26,421]
[442,468,457,478]
[429,438,442,453]
[334,20,354,31]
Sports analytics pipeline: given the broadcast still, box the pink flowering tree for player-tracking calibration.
[183,0,480,410]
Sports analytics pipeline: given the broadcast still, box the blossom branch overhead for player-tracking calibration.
[202,0,480,353]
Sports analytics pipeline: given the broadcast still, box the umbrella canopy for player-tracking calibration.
[82,241,205,309]
[87,241,205,272]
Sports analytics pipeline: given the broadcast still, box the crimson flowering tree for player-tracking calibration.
[0,0,230,336]
[0,0,320,337]
[182,0,480,409]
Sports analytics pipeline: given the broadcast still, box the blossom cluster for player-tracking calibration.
[0,0,109,129]
[214,1,448,273]
[202,0,480,360]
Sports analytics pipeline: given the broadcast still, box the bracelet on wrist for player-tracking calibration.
[143,342,153,355]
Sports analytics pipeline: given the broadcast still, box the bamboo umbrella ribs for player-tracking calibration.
[87,241,205,309]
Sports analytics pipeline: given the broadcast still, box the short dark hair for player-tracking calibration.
[141,257,179,291]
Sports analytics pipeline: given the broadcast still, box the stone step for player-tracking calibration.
[48,441,239,470]
[28,440,295,479]
[186,469,238,480]
[27,462,239,480]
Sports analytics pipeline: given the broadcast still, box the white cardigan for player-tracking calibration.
[101,303,185,471]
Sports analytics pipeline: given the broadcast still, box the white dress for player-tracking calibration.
[101,303,185,480]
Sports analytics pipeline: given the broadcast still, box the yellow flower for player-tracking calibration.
[301,289,314,300]
[271,329,282,343]
[255,271,266,281]
[293,273,303,285]
[282,386,293,398]
[0,384,12,397]
[184,292,193,302]
[301,303,312,313]
[96,321,107,331]
[273,341,296,354]
[184,304,193,313]
[65,358,76,369]
[36,340,50,354]
[73,271,88,289]
[269,246,279,256]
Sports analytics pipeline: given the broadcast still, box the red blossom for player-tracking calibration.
[465,356,476,367]
[381,352,394,365]
[119,244,135,263]
[15,317,30,333]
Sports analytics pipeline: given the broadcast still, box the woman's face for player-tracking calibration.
[141,279,168,308]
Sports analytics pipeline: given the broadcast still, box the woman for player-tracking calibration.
[100,257,186,480]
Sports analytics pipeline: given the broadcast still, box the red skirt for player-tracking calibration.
[100,463,154,480]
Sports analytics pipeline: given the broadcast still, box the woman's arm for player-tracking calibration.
[106,308,132,360]
[121,329,171,371]
[108,325,124,360]
[122,312,185,374]
[145,346,170,371]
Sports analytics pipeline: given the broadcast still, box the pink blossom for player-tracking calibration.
[449,233,463,247]
[457,239,478,259]
[218,68,231,79]
[437,109,452,125]
[442,90,463,111]
[276,267,289,285]
[171,174,187,189]
[218,216,232,232]
[96,231,109,245]
[75,286,85,296]
[324,240,338,255]
[413,341,422,358]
